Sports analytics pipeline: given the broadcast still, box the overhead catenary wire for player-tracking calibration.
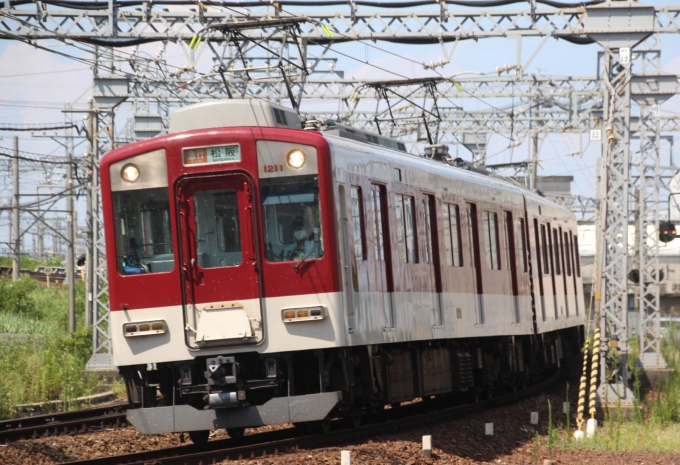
[0,122,82,133]
[2,0,599,169]
[3,0,607,8]
[0,147,82,166]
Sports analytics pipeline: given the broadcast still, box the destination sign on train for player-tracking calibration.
[183,145,240,166]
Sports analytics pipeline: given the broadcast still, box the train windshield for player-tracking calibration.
[112,187,174,274]
[260,175,324,262]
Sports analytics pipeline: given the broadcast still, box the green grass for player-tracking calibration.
[0,256,64,271]
[0,273,113,419]
[553,322,680,454]
[0,312,57,334]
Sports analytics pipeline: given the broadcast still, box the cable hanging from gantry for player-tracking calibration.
[203,16,311,109]
[353,78,445,145]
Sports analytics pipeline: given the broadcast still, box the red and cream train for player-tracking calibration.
[101,100,585,441]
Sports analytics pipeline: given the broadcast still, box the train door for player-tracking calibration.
[176,173,263,348]
[422,194,443,326]
[504,211,520,324]
[466,202,484,324]
[371,184,394,328]
[568,232,580,316]
[558,227,570,318]
[547,224,559,319]
[534,218,547,322]
[339,184,357,331]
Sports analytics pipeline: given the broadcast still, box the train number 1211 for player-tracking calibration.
[263,164,285,173]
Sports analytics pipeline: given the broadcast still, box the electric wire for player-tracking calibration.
[4,0,607,8]
[1,0,602,173]
[0,147,81,166]
[0,68,89,78]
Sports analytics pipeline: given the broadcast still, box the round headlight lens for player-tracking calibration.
[121,164,140,183]
[286,149,306,169]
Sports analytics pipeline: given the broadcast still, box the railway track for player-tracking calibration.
[62,372,561,465]
[0,401,129,442]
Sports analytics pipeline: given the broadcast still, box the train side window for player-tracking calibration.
[395,194,418,263]
[563,230,571,277]
[573,233,581,277]
[517,218,528,272]
[552,228,561,275]
[422,197,433,264]
[371,186,385,262]
[534,218,547,322]
[483,211,501,270]
[442,203,462,267]
[350,186,366,260]
[540,224,550,275]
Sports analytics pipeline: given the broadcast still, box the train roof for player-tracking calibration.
[322,132,573,217]
[169,99,301,133]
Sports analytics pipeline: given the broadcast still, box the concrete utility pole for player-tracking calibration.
[12,136,20,282]
[67,150,76,332]
[85,102,94,328]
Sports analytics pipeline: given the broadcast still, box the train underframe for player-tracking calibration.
[121,327,581,441]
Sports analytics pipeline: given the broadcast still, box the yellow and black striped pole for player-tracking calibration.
[576,336,590,431]
[589,328,601,419]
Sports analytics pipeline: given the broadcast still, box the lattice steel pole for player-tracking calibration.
[597,47,635,406]
[584,0,656,409]
[87,58,126,368]
[632,91,677,381]
[600,49,633,404]
[636,105,666,371]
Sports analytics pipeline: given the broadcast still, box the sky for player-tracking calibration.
[1,0,680,256]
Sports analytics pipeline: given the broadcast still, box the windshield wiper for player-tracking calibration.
[293,246,318,270]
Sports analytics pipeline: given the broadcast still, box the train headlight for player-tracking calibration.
[123,319,167,337]
[286,149,306,169]
[281,306,326,323]
[121,164,140,183]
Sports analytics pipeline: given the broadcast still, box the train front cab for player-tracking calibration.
[101,114,350,436]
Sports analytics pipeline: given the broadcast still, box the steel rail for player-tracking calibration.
[0,401,129,443]
[63,372,561,465]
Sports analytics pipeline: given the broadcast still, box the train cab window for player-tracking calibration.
[442,203,462,267]
[395,194,417,263]
[260,175,324,262]
[113,187,174,274]
[350,186,366,260]
[552,228,561,275]
[517,218,528,272]
[540,224,550,275]
[482,211,501,270]
[193,189,242,268]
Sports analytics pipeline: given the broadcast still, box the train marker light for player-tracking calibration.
[282,306,326,323]
[659,221,676,243]
[123,319,167,337]
[121,163,140,183]
[286,149,306,169]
